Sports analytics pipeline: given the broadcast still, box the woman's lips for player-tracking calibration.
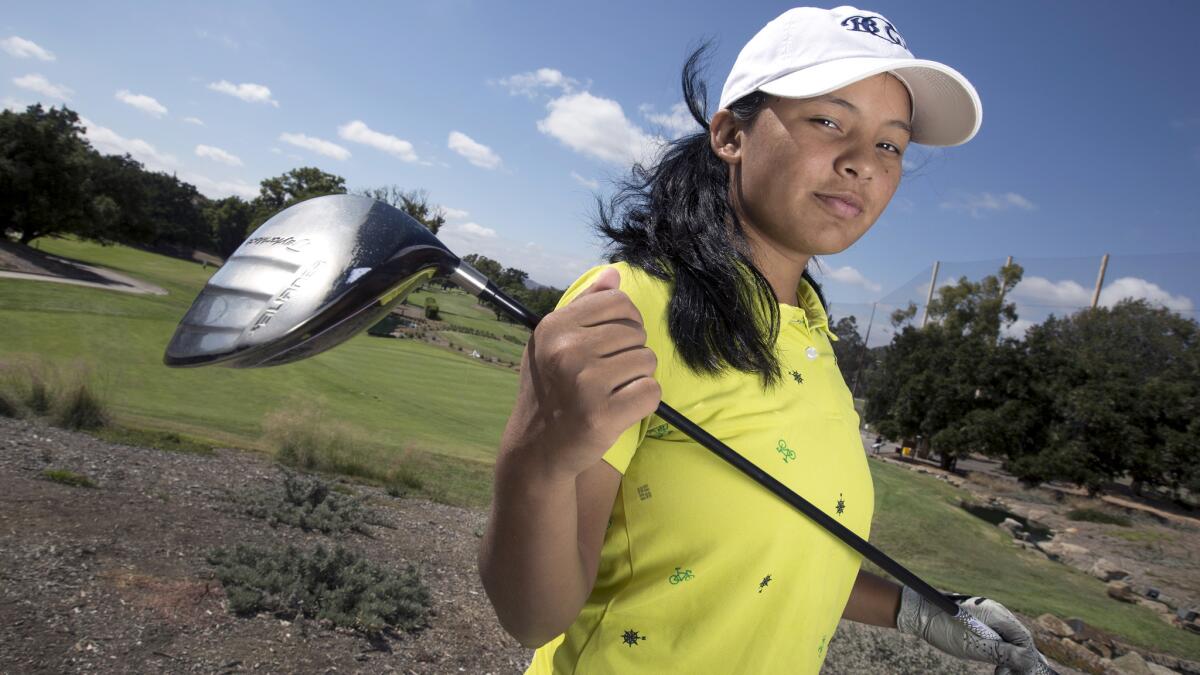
[815,193,863,219]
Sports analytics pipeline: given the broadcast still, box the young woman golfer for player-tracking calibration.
[480,6,1050,673]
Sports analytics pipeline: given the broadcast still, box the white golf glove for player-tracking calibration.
[896,586,1053,674]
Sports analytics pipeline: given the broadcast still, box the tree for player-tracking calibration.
[251,167,347,233]
[829,315,867,388]
[86,153,153,244]
[206,196,255,259]
[358,185,445,235]
[865,264,1026,471]
[142,171,210,250]
[0,105,95,244]
[1016,300,1200,495]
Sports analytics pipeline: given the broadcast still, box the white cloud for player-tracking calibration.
[115,89,168,117]
[186,174,258,200]
[183,116,205,126]
[12,73,72,101]
[1099,277,1193,313]
[1011,277,1090,307]
[538,92,663,166]
[1,36,55,61]
[447,131,502,169]
[3,96,30,111]
[207,80,278,107]
[195,144,243,167]
[442,221,497,238]
[1000,318,1035,340]
[80,117,254,200]
[639,102,698,138]
[279,132,350,160]
[1012,275,1193,313]
[442,206,469,221]
[939,191,1037,218]
[570,171,599,190]
[81,117,176,171]
[337,120,418,162]
[496,68,579,98]
[821,265,882,293]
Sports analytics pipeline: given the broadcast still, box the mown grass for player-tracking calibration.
[1067,507,1133,527]
[864,459,1200,661]
[0,237,518,505]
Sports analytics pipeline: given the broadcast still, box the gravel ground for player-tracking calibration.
[0,416,1084,674]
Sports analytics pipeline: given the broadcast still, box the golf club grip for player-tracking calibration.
[479,281,960,617]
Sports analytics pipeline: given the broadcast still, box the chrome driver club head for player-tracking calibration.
[164,194,463,368]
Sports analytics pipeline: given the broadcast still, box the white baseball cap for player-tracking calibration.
[718,6,982,146]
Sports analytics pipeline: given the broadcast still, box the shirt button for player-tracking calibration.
[806,346,818,359]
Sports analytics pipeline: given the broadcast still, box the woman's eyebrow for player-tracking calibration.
[815,95,913,135]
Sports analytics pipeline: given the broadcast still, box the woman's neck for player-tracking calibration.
[743,228,811,307]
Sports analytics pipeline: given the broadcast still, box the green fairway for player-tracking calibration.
[864,459,1200,661]
[0,238,518,504]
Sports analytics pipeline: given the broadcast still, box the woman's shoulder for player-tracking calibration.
[556,261,671,311]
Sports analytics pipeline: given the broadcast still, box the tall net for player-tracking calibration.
[824,253,1199,349]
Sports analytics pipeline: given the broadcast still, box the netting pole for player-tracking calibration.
[1090,253,1110,309]
[920,261,940,328]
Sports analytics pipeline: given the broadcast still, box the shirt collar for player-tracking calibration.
[782,278,836,339]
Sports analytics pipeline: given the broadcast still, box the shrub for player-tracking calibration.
[263,403,373,479]
[1067,507,1132,527]
[53,381,109,430]
[206,543,430,635]
[25,373,52,415]
[41,468,96,488]
[242,471,383,536]
[0,390,17,418]
[93,426,215,455]
[385,464,425,498]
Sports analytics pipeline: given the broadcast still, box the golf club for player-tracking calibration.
[164,194,1053,671]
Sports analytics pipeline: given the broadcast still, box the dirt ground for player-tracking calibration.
[8,415,1192,674]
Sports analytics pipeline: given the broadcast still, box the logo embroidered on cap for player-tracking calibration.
[841,15,905,48]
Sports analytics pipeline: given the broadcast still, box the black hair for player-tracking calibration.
[594,43,827,391]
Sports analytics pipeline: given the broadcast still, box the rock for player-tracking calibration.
[999,517,1024,537]
[1108,582,1140,603]
[1040,541,1091,563]
[1113,652,1155,675]
[1090,558,1132,582]
[1038,636,1117,674]
[1146,663,1180,675]
[1037,614,1076,638]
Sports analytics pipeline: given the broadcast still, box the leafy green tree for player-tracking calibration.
[0,105,95,244]
[1018,300,1200,495]
[251,167,346,233]
[358,185,445,235]
[206,196,255,258]
[865,264,1025,471]
[829,315,868,388]
[86,153,153,244]
[142,171,210,250]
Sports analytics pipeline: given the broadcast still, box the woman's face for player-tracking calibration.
[723,73,912,259]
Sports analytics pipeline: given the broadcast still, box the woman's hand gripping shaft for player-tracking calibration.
[897,586,1056,674]
[478,267,661,647]
[502,266,661,481]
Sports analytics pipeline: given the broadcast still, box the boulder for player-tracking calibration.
[1040,540,1091,563]
[1108,581,1140,603]
[999,517,1025,537]
[1112,652,1155,675]
[1090,557,1132,582]
[1037,613,1076,638]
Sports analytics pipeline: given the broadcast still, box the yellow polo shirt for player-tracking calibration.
[526,262,874,674]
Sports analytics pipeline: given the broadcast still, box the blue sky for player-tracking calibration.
[3,1,1198,341]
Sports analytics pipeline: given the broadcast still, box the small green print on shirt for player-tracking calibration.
[777,439,796,463]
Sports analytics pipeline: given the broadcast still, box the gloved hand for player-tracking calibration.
[896,586,1054,674]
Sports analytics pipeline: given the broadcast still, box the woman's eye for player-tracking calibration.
[878,142,903,155]
[813,118,840,130]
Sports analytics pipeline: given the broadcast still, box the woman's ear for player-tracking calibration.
[710,109,742,167]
